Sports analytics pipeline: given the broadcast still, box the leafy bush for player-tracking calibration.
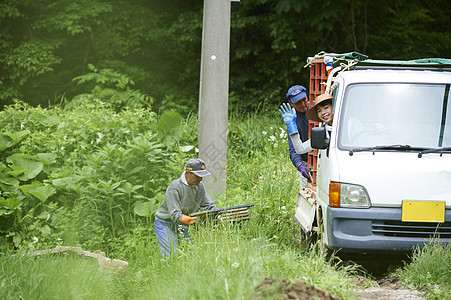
[0,99,197,255]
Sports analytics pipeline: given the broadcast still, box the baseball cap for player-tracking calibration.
[185,158,212,177]
[286,85,307,103]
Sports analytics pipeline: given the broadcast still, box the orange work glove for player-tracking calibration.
[181,215,196,225]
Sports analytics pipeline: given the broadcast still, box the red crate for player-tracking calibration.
[308,58,328,185]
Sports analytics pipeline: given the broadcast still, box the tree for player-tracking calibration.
[0,0,449,112]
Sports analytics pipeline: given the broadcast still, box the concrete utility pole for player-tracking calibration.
[198,0,231,200]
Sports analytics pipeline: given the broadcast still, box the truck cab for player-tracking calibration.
[295,55,451,253]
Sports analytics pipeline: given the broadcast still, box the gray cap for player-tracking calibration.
[185,158,212,177]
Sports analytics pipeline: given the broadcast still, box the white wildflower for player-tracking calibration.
[232,262,240,268]
[268,135,276,142]
[33,236,39,244]
[21,122,25,129]
[96,132,104,144]
[63,135,67,141]
[180,145,194,152]
[262,131,267,135]
[60,146,65,150]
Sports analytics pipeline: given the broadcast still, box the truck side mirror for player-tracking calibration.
[311,127,329,149]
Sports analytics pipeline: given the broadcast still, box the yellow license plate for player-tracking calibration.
[402,200,445,223]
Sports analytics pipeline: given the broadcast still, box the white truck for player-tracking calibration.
[295,54,451,253]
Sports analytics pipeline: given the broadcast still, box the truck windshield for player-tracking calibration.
[338,83,451,149]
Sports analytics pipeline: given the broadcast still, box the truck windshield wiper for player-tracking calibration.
[418,147,451,158]
[348,144,423,156]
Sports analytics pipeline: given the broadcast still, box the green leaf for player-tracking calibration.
[12,233,22,247]
[52,177,74,187]
[0,133,13,151]
[0,183,19,194]
[7,165,25,178]
[40,225,51,235]
[36,153,57,165]
[134,200,158,217]
[156,111,182,134]
[29,185,57,202]
[19,181,43,197]
[6,153,43,181]
[0,172,20,186]
[6,130,30,145]
[0,196,22,210]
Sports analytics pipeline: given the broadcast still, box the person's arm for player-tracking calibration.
[288,137,310,179]
[280,103,310,178]
[164,181,196,225]
[289,133,313,155]
[288,135,304,168]
[163,183,185,224]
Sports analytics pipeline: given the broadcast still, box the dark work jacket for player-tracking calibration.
[288,110,309,168]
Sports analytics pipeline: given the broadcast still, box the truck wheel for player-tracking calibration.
[317,218,333,260]
[299,229,316,250]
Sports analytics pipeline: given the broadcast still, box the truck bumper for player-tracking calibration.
[325,206,451,253]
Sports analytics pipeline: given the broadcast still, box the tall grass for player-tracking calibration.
[124,221,359,299]
[397,240,451,300]
[0,253,126,299]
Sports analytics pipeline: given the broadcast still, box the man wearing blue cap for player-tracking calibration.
[154,158,217,258]
[282,85,311,188]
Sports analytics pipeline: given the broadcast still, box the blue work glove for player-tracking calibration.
[297,163,311,179]
[279,103,298,135]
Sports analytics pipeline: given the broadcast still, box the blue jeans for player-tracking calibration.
[154,216,191,258]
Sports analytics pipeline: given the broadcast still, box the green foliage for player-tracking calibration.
[0,98,197,254]
[1,0,450,111]
[73,64,153,111]
[0,101,446,299]
[397,241,451,300]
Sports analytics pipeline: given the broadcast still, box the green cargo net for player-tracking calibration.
[314,51,368,61]
[306,51,451,68]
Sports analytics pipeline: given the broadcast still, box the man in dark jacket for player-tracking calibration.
[285,85,311,188]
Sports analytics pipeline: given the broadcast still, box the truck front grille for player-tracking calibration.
[372,221,451,238]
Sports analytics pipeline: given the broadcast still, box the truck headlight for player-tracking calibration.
[329,182,371,208]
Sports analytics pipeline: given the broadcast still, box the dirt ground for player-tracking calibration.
[249,275,425,300]
[250,277,342,300]
[358,274,425,300]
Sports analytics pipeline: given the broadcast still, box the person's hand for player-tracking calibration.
[297,164,311,179]
[181,215,196,225]
[279,103,298,135]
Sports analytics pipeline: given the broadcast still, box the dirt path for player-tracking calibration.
[251,255,427,300]
[250,275,425,299]
[358,275,425,300]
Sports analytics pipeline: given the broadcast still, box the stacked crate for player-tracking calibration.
[307,57,328,184]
